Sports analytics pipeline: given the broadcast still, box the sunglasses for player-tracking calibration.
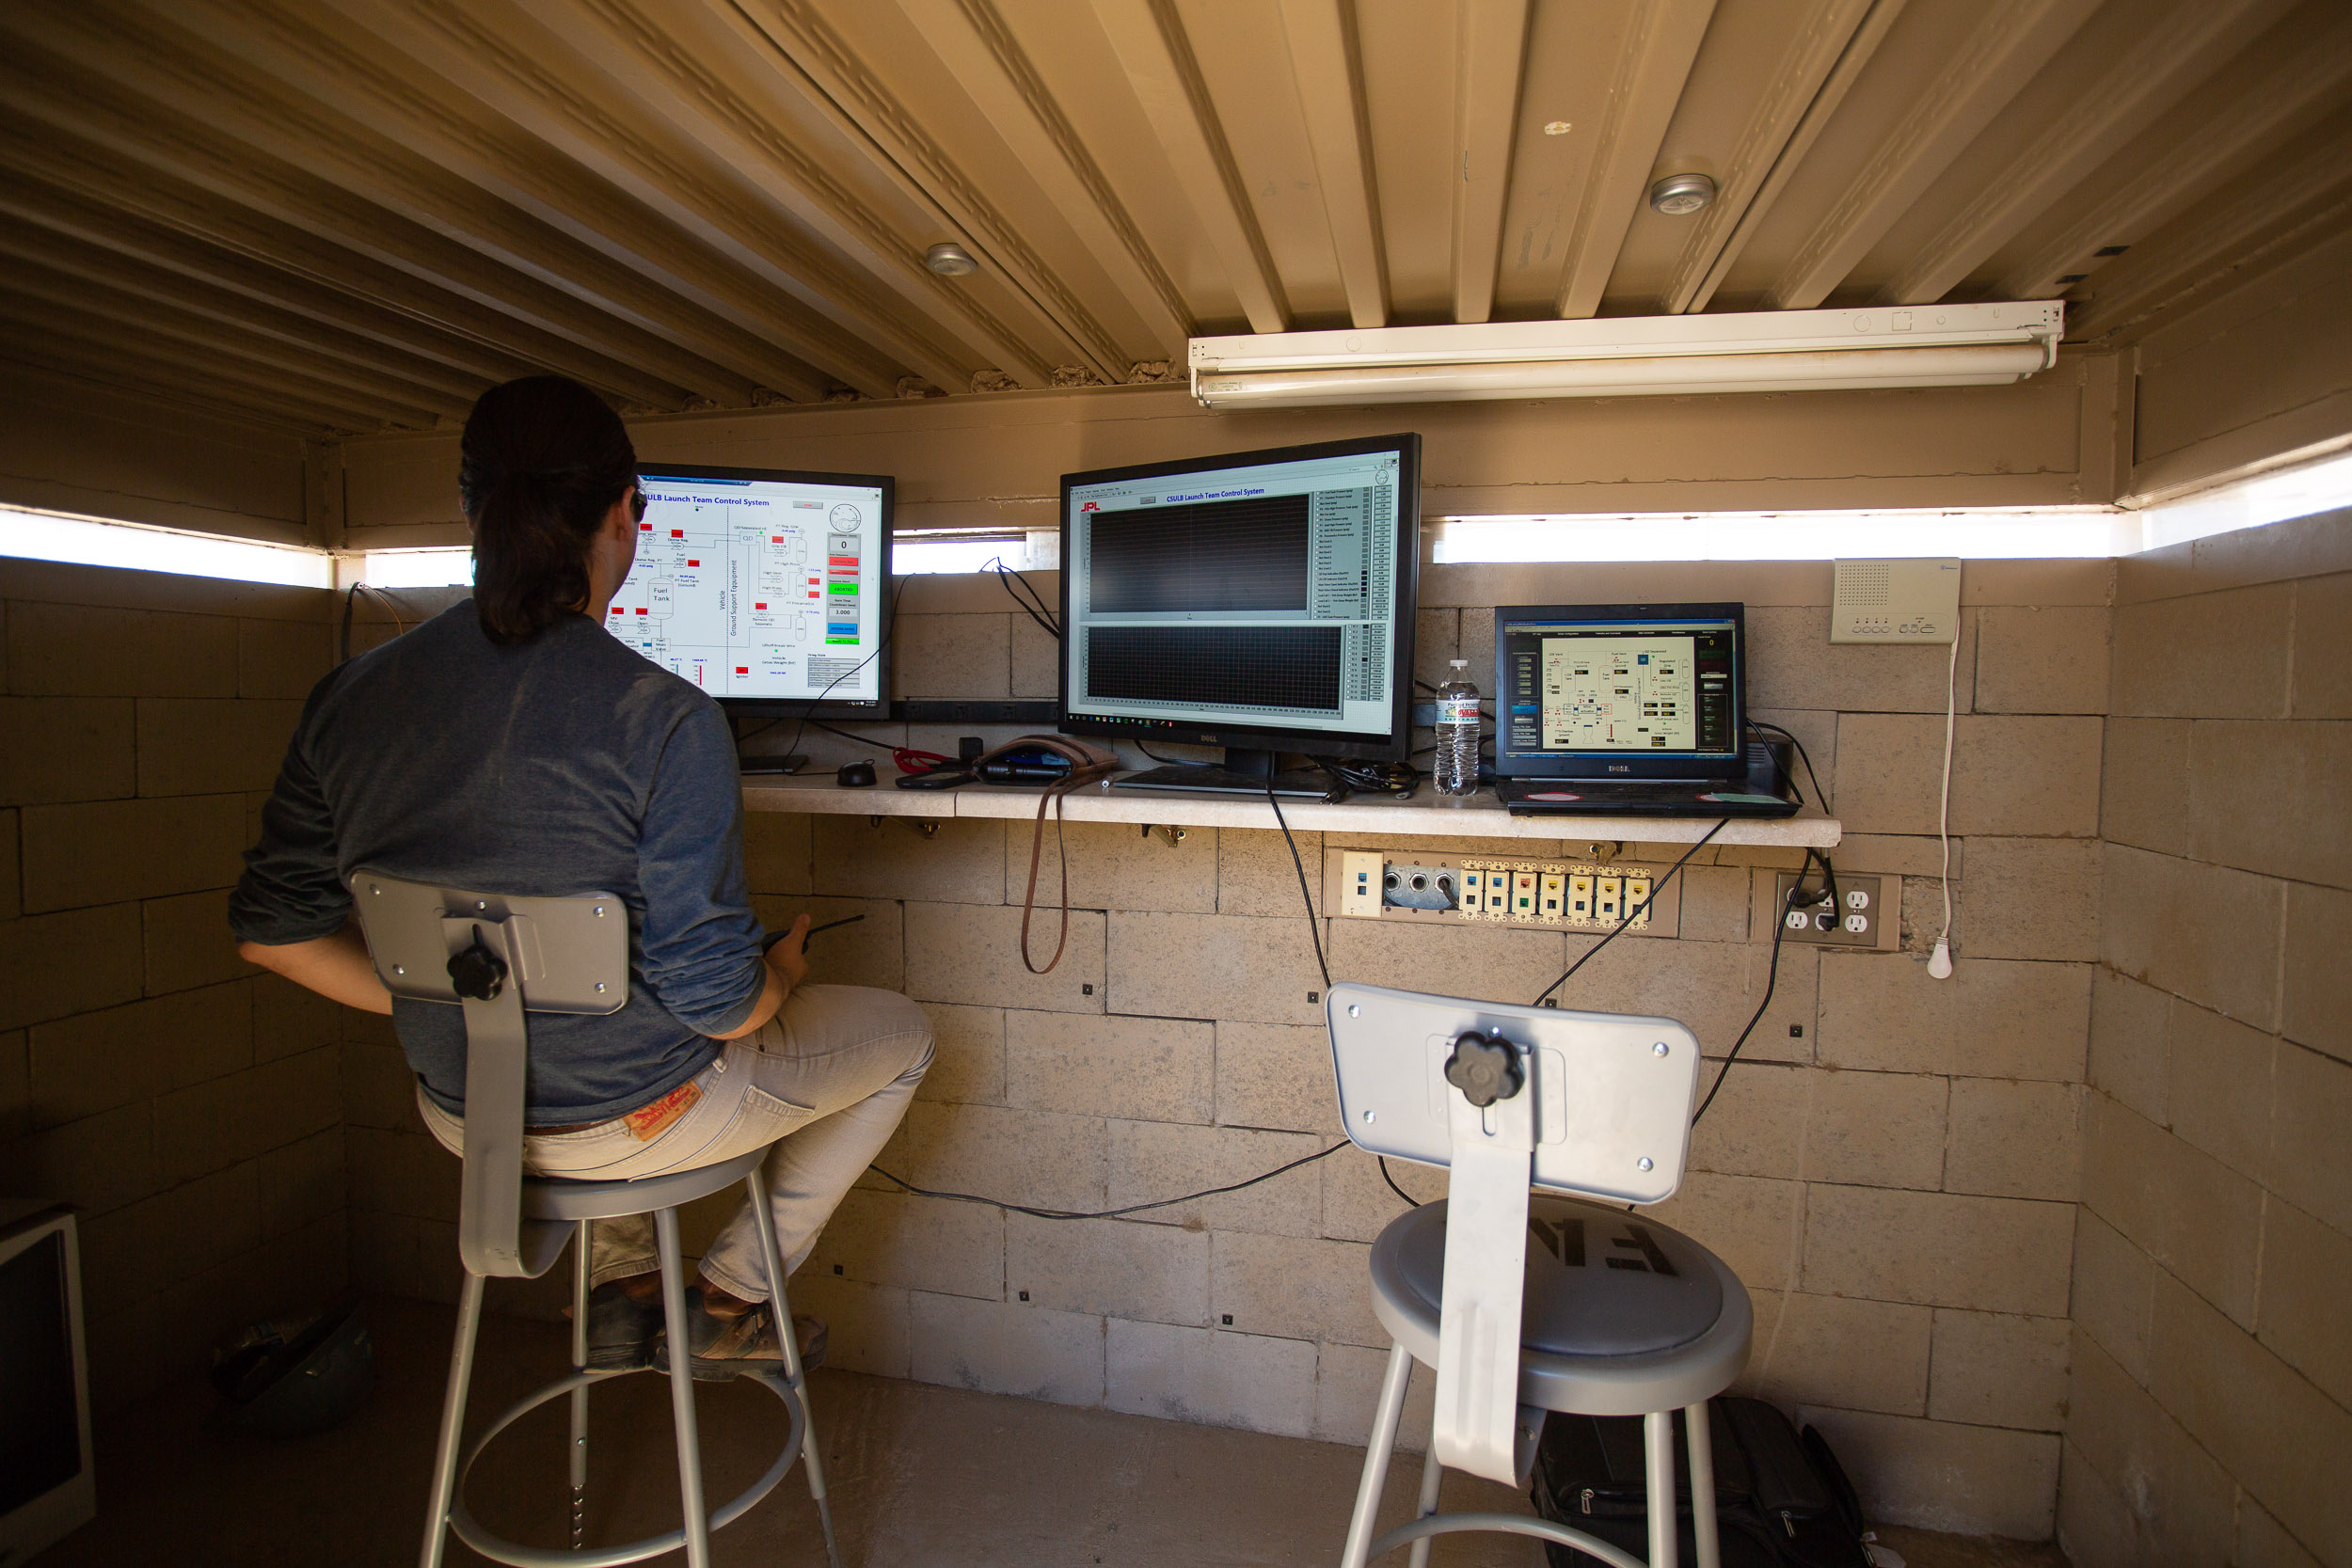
[628,483,647,525]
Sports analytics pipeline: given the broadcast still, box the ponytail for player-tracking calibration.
[457,376,637,645]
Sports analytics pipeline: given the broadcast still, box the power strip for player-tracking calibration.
[1325,847,1681,937]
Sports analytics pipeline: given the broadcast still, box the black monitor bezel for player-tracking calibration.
[631,461,896,719]
[1491,602,1749,780]
[1057,433,1422,763]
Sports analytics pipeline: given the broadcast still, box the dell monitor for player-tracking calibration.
[605,463,893,734]
[1058,433,1420,796]
[1493,603,1747,780]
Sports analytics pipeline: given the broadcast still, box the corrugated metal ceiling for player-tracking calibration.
[1,0,2345,435]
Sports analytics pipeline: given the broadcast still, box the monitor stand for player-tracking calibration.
[1108,747,1331,800]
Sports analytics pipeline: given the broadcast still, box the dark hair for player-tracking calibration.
[458,376,638,645]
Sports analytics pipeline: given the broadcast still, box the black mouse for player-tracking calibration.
[836,759,877,787]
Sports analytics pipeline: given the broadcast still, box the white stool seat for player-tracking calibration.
[1369,1196,1752,1418]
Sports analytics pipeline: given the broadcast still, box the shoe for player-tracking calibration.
[653,1288,829,1383]
[581,1281,664,1371]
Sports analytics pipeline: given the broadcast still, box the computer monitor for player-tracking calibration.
[1057,434,1420,784]
[1493,603,1747,781]
[605,462,893,715]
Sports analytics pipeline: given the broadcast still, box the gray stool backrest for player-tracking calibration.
[347,869,629,1278]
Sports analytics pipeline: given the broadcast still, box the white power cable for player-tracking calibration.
[1928,631,1958,979]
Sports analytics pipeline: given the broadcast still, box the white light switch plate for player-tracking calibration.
[1831,558,1961,643]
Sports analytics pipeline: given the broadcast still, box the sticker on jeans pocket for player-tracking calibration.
[623,1081,702,1141]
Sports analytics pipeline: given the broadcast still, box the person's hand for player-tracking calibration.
[766,912,812,993]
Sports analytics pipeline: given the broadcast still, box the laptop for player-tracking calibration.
[1489,602,1800,818]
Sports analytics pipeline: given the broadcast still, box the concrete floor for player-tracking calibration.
[37,1295,2066,1568]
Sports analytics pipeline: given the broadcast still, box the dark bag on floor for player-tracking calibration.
[1530,1397,1872,1568]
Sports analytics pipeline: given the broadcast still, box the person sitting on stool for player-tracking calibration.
[229,374,931,1378]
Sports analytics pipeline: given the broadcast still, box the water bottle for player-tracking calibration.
[1433,658,1481,796]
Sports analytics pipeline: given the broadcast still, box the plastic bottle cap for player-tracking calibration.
[1450,659,1467,669]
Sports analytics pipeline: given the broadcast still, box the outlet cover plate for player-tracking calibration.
[1756,870,1902,951]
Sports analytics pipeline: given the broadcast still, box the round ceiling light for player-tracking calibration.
[1648,173,1716,216]
[925,242,978,277]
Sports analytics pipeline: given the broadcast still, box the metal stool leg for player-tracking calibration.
[1405,1440,1442,1568]
[1643,1410,1678,1568]
[1685,1401,1719,1568]
[655,1208,715,1568]
[745,1161,843,1568]
[568,1222,592,1552]
[419,1270,486,1568]
[1340,1341,1414,1568]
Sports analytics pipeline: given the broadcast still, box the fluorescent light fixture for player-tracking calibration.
[1190,303,2062,408]
[0,503,334,588]
[1434,508,2122,563]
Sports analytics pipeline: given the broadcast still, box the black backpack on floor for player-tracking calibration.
[1531,1398,1873,1568]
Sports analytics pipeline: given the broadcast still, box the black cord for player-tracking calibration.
[1692,898,1792,1124]
[867,1142,1340,1220]
[1529,820,1726,1007]
[762,574,911,766]
[1747,720,1829,814]
[1267,779,1331,990]
[983,555,1059,639]
[338,582,407,664]
[1138,742,1216,768]
[1378,1156,1421,1208]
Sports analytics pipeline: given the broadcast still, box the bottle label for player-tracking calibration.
[1437,695,1480,723]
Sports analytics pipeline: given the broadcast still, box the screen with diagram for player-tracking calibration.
[604,467,888,705]
[1061,447,1403,737]
[1501,614,1740,759]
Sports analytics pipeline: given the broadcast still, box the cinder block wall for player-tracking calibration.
[342,556,2113,1537]
[0,559,346,1414]
[2058,507,2352,1567]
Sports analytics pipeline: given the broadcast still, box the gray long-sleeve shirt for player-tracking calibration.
[229,603,765,1125]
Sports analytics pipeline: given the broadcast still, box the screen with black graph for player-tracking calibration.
[1061,438,1411,745]
[1087,495,1310,614]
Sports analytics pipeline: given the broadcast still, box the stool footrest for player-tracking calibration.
[446,1365,805,1568]
[1366,1512,1646,1568]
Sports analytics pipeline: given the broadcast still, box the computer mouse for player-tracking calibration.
[836,759,878,787]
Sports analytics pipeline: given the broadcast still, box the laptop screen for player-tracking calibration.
[1494,604,1745,779]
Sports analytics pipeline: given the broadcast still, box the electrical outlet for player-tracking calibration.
[1322,848,1681,937]
[1758,871,1900,950]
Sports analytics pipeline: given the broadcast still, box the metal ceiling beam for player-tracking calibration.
[1088,0,1291,334]
[1450,0,1530,325]
[0,55,755,411]
[894,0,1194,352]
[0,344,342,436]
[1276,0,1387,330]
[19,2,834,407]
[0,300,442,432]
[0,231,493,409]
[0,109,701,412]
[1551,0,1717,320]
[1659,0,1892,315]
[1989,8,2352,300]
[312,0,976,395]
[2070,113,2352,341]
[1761,0,2103,310]
[1875,0,2293,307]
[495,0,1057,387]
[166,0,880,403]
[722,0,1131,381]
[0,185,547,390]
